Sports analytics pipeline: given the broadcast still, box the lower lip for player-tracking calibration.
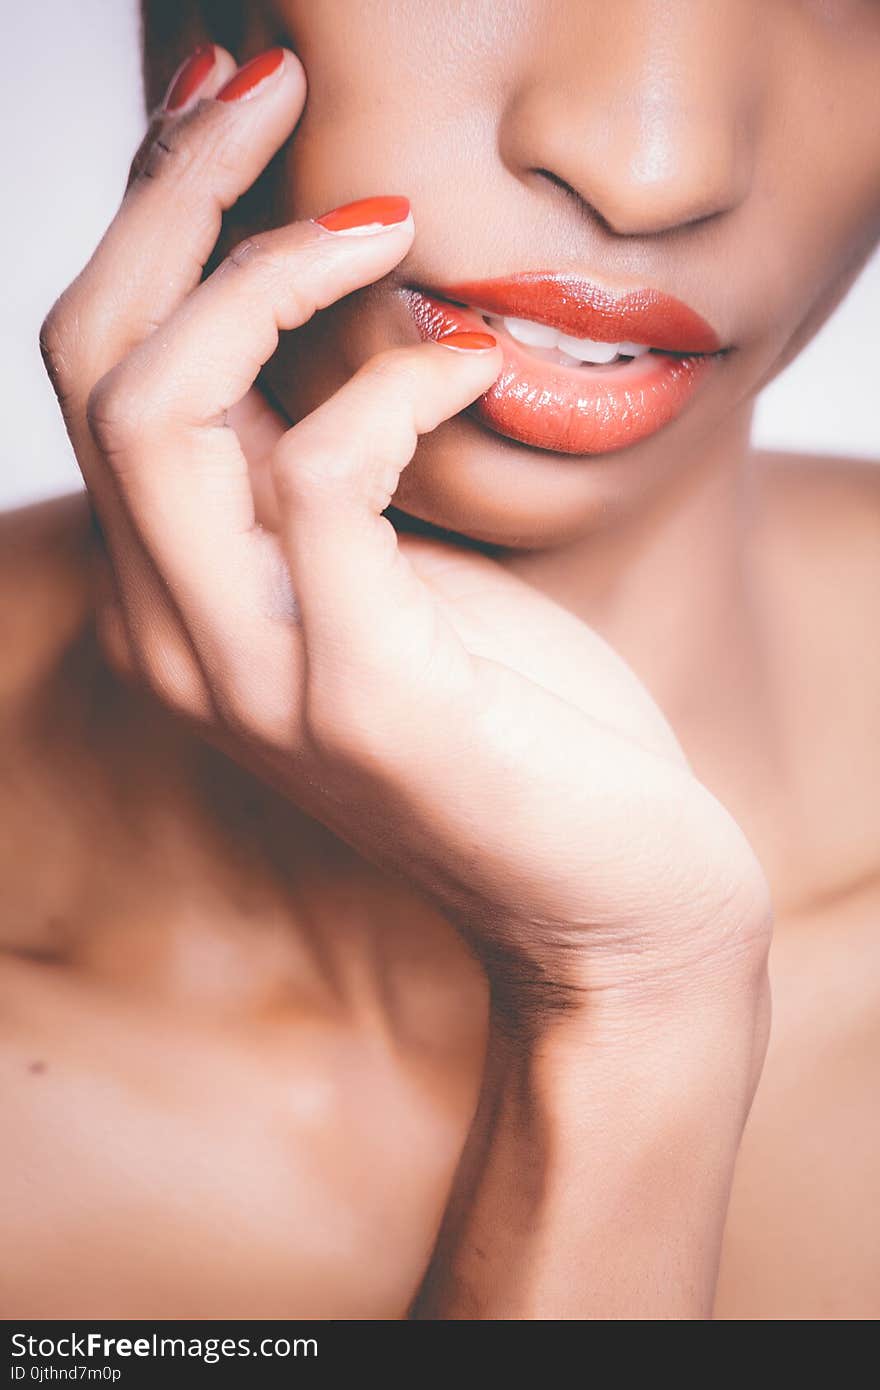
[404,290,718,455]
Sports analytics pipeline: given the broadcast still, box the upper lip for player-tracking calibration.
[432,271,722,354]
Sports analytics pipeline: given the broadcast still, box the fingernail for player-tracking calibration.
[164,44,217,112]
[217,47,285,103]
[437,331,498,352]
[313,195,412,235]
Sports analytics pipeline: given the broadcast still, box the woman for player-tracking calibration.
[3,0,878,1319]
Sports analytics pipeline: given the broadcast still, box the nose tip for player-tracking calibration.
[570,103,754,236]
[506,84,755,240]
[499,3,761,242]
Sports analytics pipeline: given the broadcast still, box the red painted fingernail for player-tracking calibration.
[314,195,412,234]
[217,47,285,103]
[164,44,217,112]
[438,331,498,352]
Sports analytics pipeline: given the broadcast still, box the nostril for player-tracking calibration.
[532,167,576,200]
[533,166,592,213]
[532,165,728,239]
[531,166,619,236]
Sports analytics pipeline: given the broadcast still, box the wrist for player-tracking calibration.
[488,931,772,1137]
[485,880,773,1056]
[417,964,770,1320]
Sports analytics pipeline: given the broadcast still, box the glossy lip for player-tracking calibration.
[441,271,721,352]
[403,272,724,455]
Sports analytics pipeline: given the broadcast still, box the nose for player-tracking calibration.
[499,0,762,237]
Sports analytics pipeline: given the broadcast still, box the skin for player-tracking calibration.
[1,0,879,1317]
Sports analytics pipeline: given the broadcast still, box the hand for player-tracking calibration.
[40,44,771,1034]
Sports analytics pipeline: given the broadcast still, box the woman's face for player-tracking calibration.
[209,0,880,547]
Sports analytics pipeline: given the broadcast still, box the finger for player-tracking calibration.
[121,46,306,331]
[126,43,239,189]
[41,45,307,430]
[78,209,417,734]
[38,46,305,718]
[273,336,503,734]
[85,204,417,621]
[85,517,211,718]
[92,203,415,444]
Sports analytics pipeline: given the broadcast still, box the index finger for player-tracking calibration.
[43,45,307,423]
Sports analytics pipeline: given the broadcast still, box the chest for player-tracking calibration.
[2,729,877,1317]
[0,945,485,1319]
[0,733,488,1316]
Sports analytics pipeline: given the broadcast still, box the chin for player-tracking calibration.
[261,294,743,552]
[386,406,712,550]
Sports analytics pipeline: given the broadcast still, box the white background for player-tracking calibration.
[2,0,877,512]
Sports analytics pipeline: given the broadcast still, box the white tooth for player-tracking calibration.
[618,341,651,358]
[502,316,561,348]
[556,333,620,364]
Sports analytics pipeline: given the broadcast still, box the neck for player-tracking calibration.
[504,407,794,903]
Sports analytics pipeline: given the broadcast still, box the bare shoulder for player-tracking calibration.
[756,447,879,549]
[0,491,94,705]
[0,488,93,568]
[755,448,879,631]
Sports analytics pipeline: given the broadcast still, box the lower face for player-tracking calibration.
[242,0,880,550]
[261,280,742,548]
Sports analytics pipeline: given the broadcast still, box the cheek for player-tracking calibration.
[793,152,880,293]
[275,0,508,208]
[752,154,879,344]
[273,28,462,224]
[280,111,420,220]
[270,12,500,231]
[734,44,880,353]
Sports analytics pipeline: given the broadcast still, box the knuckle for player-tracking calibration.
[38,302,66,371]
[361,347,423,394]
[38,292,82,403]
[129,104,241,191]
[85,367,143,455]
[271,441,331,507]
[356,352,422,440]
[224,234,274,272]
[130,121,195,186]
[210,128,255,182]
[271,345,432,510]
[273,424,412,517]
[219,233,297,298]
[270,411,354,499]
[220,231,315,317]
[126,124,157,187]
